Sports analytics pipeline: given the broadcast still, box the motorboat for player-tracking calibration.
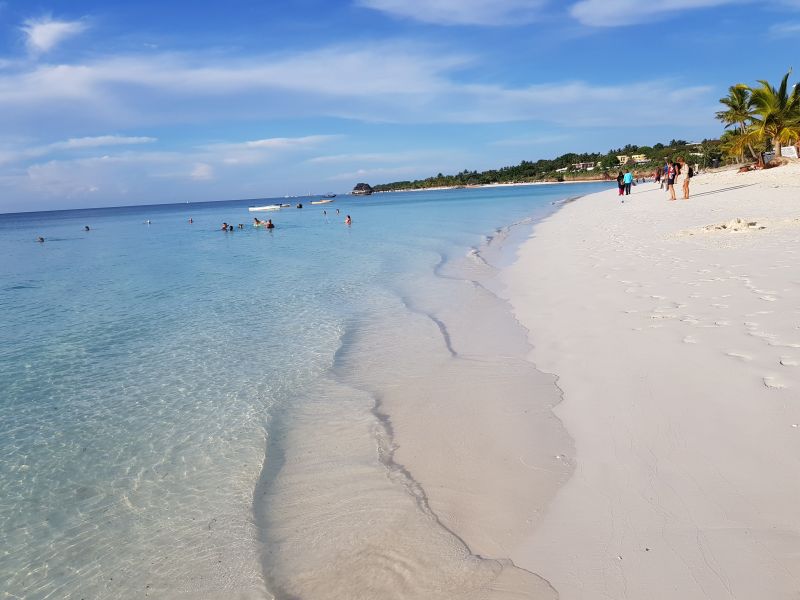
[248,205,281,212]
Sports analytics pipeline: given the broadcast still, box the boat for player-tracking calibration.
[310,199,334,205]
[279,203,291,208]
[322,193,336,198]
[248,205,281,212]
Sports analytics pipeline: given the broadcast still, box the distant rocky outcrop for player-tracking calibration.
[352,183,373,195]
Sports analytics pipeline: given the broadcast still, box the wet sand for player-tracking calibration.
[256,225,572,599]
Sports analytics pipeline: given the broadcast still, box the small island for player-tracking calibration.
[351,182,374,195]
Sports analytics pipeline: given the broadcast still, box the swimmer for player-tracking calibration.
[228,224,234,232]
[238,224,244,229]
[145,220,151,224]
[37,236,45,243]
[266,219,274,229]
[222,222,229,230]
[84,225,90,231]
[336,208,340,215]
[296,203,303,209]
[253,217,262,226]
[344,215,352,226]
[188,217,193,224]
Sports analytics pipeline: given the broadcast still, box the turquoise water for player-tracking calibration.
[0,183,608,598]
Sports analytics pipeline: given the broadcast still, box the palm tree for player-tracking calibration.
[748,70,800,157]
[716,84,761,162]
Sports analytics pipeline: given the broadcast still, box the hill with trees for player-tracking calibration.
[371,139,722,192]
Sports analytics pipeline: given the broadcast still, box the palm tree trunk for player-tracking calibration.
[774,138,782,157]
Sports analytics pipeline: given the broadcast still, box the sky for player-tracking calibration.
[0,0,798,213]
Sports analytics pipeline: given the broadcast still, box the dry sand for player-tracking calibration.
[504,163,800,599]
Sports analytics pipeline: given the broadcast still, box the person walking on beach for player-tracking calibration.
[676,156,691,200]
[616,171,625,196]
[661,161,669,190]
[623,169,633,195]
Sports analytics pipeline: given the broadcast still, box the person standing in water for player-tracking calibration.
[344,215,352,226]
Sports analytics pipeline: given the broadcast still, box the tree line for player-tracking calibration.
[716,69,800,162]
[371,140,721,192]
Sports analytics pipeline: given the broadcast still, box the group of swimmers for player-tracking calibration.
[251,218,274,229]
[37,211,351,242]
[37,225,91,242]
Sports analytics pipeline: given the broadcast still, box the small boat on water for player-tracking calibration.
[322,193,336,198]
[248,205,281,212]
[310,199,334,205]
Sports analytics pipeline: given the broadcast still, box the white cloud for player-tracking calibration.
[50,135,156,150]
[328,165,422,181]
[191,163,214,180]
[204,135,339,165]
[0,44,716,130]
[21,16,88,54]
[570,0,747,26]
[0,135,156,165]
[307,151,437,164]
[770,21,800,36]
[356,0,548,25]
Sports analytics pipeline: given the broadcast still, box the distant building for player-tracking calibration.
[555,166,569,173]
[616,155,630,165]
[572,162,596,171]
[631,154,649,164]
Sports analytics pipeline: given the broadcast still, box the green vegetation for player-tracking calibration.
[372,140,722,192]
[717,70,800,162]
[372,71,799,193]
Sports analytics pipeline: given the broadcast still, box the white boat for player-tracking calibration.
[248,205,281,212]
[310,199,334,205]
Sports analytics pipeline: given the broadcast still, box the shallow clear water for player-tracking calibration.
[0,183,609,598]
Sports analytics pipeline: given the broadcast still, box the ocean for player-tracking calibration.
[0,182,609,599]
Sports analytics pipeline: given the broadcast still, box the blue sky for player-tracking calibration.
[0,0,798,212]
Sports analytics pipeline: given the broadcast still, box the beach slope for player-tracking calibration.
[504,164,800,599]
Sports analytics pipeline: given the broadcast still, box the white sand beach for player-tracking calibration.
[504,163,800,598]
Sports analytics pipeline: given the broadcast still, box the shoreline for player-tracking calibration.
[251,193,582,599]
[503,163,800,598]
[370,179,610,194]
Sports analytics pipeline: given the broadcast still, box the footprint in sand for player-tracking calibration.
[715,320,730,327]
[711,303,729,309]
[760,295,777,302]
[769,341,800,348]
[750,330,777,341]
[780,357,799,367]
[683,336,698,344]
[763,376,787,389]
[726,352,752,361]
